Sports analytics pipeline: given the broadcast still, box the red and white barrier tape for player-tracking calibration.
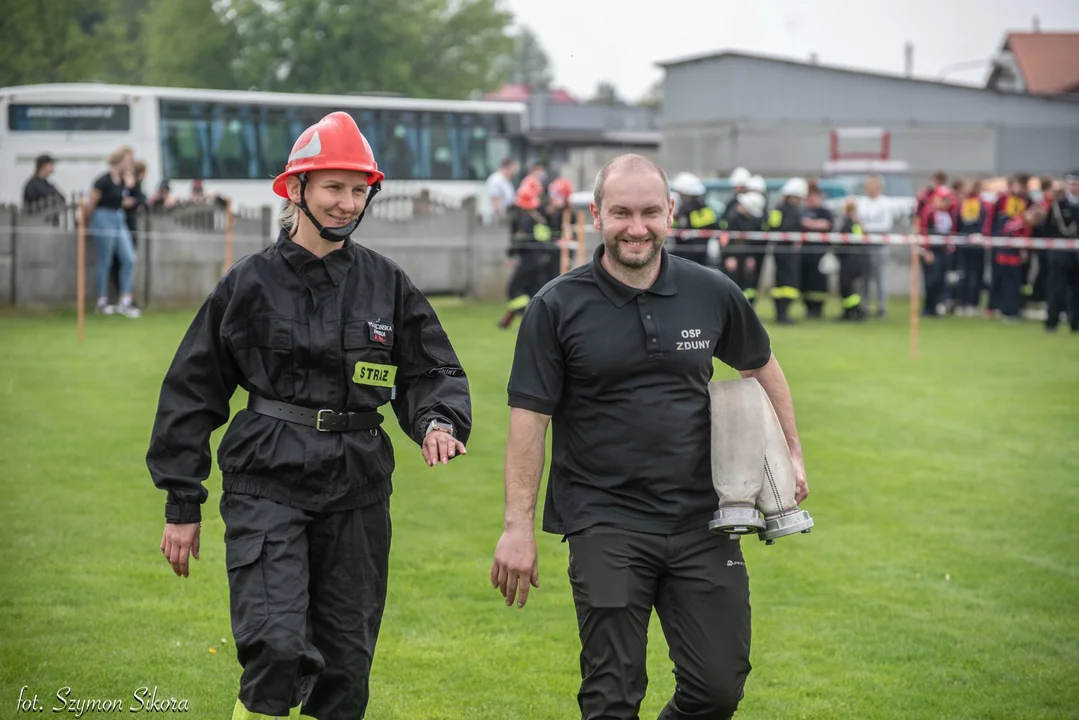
[666,229,1079,251]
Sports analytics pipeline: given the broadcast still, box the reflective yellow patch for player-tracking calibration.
[768,209,783,229]
[1005,196,1026,217]
[533,224,552,242]
[354,362,397,387]
[689,206,718,228]
[961,198,982,223]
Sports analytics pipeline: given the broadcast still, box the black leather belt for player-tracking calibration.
[247,394,383,433]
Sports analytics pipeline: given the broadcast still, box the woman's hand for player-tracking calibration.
[421,429,466,466]
[161,523,200,578]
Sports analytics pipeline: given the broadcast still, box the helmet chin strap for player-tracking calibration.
[297,174,382,242]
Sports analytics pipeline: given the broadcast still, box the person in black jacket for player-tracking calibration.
[723,190,767,300]
[1044,169,1079,333]
[766,178,808,324]
[836,198,868,321]
[799,181,834,318]
[22,153,64,208]
[146,111,472,720]
[670,172,721,269]
[498,183,556,329]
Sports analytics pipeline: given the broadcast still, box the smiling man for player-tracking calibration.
[491,154,808,720]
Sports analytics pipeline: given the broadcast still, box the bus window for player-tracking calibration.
[476,113,504,180]
[160,101,210,179]
[259,106,307,178]
[380,111,420,181]
[423,112,455,181]
[350,110,380,168]
[210,105,258,179]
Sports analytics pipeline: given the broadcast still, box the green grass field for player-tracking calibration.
[1,299,1078,720]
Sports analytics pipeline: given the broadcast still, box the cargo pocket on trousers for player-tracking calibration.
[225,533,269,641]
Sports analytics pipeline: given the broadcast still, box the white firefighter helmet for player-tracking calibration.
[670,171,706,197]
[729,167,751,187]
[737,192,766,218]
[747,174,766,194]
[780,177,808,199]
[818,251,841,275]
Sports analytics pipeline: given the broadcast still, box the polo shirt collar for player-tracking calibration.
[276,228,355,286]
[590,242,678,307]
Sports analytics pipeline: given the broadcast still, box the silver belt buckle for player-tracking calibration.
[316,409,332,432]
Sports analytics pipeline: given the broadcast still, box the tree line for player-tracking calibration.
[0,0,585,101]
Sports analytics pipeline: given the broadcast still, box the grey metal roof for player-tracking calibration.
[656,50,1079,104]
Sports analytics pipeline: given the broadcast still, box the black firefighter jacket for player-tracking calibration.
[146,229,472,524]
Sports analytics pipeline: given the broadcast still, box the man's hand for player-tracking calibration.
[422,429,467,467]
[161,523,200,578]
[792,452,809,504]
[724,256,738,272]
[491,528,539,608]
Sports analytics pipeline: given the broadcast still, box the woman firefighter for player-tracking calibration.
[146,111,472,719]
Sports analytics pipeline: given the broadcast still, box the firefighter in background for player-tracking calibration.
[736,174,770,305]
[920,186,958,316]
[984,173,1031,319]
[719,175,769,301]
[954,178,990,316]
[545,176,574,238]
[721,166,752,227]
[1025,175,1057,315]
[498,183,554,329]
[767,178,808,324]
[799,180,834,318]
[722,190,766,298]
[836,198,868,321]
[1044,169,1079,333]
[915,170,953,228]
[670,171,721,268]
[520,162,548,195]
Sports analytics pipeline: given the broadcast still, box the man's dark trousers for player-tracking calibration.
[567,525,752,720]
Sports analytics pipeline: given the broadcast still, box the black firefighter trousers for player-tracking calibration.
[221,492,391,720]
[567,526,752,720]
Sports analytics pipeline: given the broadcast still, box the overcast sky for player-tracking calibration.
[500,0,1079,101]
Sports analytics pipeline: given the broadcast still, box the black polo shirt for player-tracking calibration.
[507,243,772,536]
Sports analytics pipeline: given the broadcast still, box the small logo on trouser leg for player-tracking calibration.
[727,560,745,567]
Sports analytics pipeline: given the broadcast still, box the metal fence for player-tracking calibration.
[0,189,517,309]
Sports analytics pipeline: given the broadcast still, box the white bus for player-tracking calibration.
[0,82,528,214]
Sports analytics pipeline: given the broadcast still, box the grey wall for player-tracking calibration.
[530,94,657,132]
[662,54,1079,127]
[659,54,1079,180]
[662,121,1005,182]
[0,196,525,310]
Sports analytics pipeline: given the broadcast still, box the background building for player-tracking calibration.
[484,83,660,189]
[657,39,1079,187]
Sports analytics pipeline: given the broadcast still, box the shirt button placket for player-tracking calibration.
[639,294,659,353]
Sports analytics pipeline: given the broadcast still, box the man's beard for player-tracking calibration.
[602,224,663,270]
